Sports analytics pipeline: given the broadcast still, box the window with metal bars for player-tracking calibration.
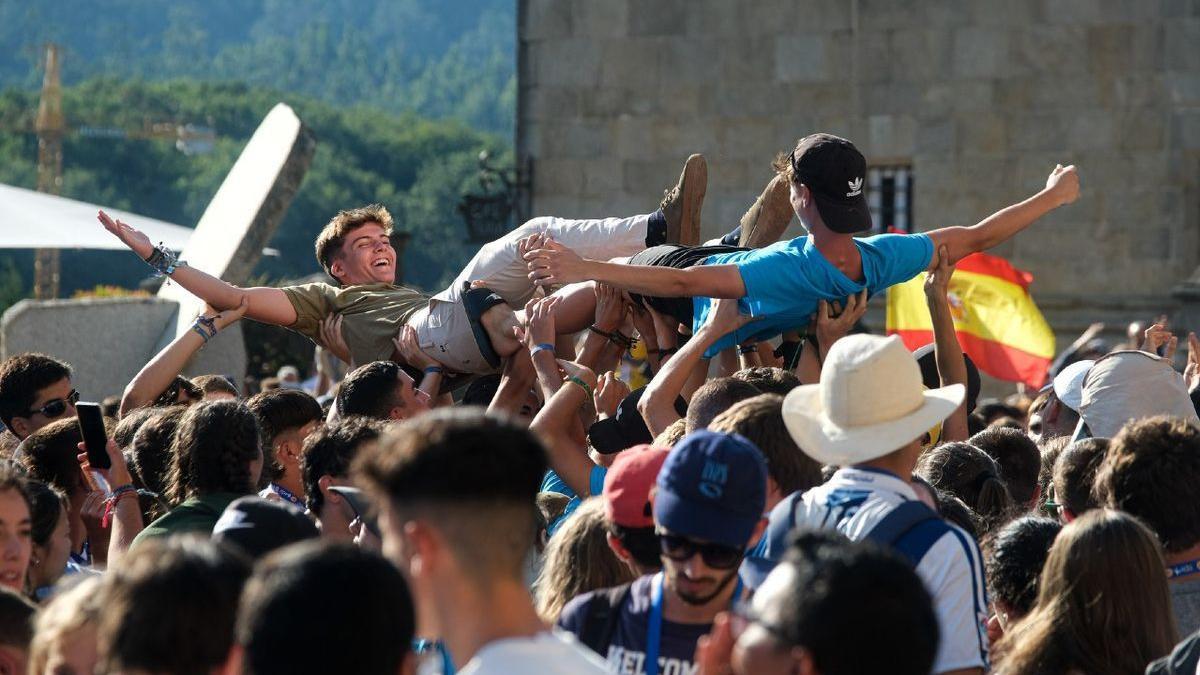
[866,166,913,234]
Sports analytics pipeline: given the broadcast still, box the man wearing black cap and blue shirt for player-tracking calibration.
[557,430,768,675]
[526,134,1079,356]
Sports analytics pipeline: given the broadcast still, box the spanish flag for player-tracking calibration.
[886,252,1055,388]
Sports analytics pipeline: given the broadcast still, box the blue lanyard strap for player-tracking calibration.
[1168,558,1200,579]
[270,482,303,506]
[646,573,744,675]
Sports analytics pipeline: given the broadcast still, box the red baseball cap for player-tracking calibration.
[603,445,670,529]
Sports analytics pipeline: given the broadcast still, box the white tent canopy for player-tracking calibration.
[0,183,194,250]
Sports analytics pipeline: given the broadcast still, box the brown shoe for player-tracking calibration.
[660,154,706,246]
[738,173,794,248]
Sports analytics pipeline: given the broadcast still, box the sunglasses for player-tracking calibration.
[25,389,79,419]
[659,533,744,569]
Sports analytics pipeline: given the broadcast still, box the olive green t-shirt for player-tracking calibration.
[280,282,429,365]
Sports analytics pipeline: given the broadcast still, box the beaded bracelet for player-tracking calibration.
[564,375,594,398]
[144,243,187,276]
[191,316,218,343]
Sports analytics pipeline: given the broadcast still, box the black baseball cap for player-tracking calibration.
[212,496,319,560]
[790,133,873,234]
[588,387,688,455]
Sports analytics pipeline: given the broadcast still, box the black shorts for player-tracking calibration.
[627,244,746,328]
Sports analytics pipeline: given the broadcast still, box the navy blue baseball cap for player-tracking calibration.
[654,430,768,549]
[740,491,803,589]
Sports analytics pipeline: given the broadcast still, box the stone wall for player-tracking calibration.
[517,0,1200,345]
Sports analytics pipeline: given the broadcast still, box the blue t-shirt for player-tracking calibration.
[558,574,710,675]
[695,233,934,356]
[541,466,608,536]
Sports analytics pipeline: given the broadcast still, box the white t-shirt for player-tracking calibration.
[794,467,989,673]
[458,631,609,675]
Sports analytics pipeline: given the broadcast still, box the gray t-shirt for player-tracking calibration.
[1172,577,1200,636]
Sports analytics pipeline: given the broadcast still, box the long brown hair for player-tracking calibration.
[993,509,1177,675]
[534,497,634,623]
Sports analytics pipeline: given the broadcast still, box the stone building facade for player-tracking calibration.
[516,0,1200,347]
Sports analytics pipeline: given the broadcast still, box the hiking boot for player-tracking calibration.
[738,173,794,248]
[660,154,706,246]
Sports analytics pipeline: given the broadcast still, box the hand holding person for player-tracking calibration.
[814,290,868,362]
[393,325,443,371]
[514,295,560,350]
[201,295,250,332]
[319,314,353,365]
[524,238,587,287]
[594,371,630,419]
[593,282,627,333]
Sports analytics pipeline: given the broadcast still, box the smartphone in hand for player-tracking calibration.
[76,402,111,470]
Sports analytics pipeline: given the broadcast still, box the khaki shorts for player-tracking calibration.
[410,301,495,375]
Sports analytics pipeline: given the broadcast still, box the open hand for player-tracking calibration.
[98,210,155,259]
[524,238,586,287]
[1046,164,1079,207]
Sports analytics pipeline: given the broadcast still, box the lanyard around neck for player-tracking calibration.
[645,572,744,675]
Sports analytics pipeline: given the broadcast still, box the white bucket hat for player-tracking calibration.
[782,334,965,466]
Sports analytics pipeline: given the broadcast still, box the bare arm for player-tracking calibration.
[120,298,248,416]
[99,211,298,325]
[487,349,537,417]
[926,165,1079,268]
[77,440,143,569]
[924,246,970,442]
[529,364,599,496]
[640,299,756,437]
[525,238,746,299]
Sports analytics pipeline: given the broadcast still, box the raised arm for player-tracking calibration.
[120,298,248,417]
[99,211,298,326]
[924,246,969,442]
[525,238,746,299]
[926,165,1079,268]
[639,298,756,437]
[529,362,599,496]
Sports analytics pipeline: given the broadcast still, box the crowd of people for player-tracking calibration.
[0,131,1193,674]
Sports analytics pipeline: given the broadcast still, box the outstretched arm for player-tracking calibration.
[120,298,248,416]
[99,211,298,326]
[927,165,1079,268]
[525,238,746,299]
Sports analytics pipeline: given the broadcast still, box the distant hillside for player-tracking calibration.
[0,79,509,298]
[0,0,515,135]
